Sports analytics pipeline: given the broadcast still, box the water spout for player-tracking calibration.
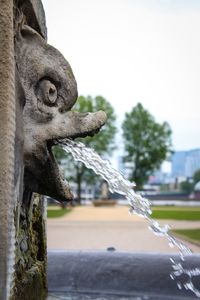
[58,138,200,298]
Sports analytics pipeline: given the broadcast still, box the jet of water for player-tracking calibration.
[58,138,200,298]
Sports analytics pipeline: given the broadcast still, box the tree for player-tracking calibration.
[122,102,173,189]
[193,169,200,185]
[180,170,200,194]
[54,95,117,203]
[180,180,193,194]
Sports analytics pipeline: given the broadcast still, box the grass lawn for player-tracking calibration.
[172,229,200,244]
[151,206,200,221]
[47,207,71,218]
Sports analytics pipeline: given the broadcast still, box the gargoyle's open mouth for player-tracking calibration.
[43,110,107,202]
[24,110,107,203]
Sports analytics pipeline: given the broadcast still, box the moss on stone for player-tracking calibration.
[12,194,47,300]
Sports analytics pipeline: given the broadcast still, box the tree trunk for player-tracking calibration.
[76,163,85,204]
[77,174,82,204]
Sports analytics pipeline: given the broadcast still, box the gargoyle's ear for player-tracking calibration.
[16,26,44,48]
[14,10,44,44]
[20,24,44,41]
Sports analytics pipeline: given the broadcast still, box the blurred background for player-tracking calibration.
[42,0,200,253]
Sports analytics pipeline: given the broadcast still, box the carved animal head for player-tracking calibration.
[15,25,106,202]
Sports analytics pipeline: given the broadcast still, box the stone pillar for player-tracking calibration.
[0,1,16,299]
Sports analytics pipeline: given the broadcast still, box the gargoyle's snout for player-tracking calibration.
[44,109,107,202]
[49,110,107,141]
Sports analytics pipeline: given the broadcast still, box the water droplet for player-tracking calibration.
[177,282,182,290]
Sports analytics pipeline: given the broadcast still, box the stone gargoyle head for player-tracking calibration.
[15,24,106,202]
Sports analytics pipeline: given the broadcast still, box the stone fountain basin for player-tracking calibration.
[48,250,200,300]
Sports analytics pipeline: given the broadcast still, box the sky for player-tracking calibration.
[42,0,200,155]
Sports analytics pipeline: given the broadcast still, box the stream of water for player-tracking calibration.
[58,138,200,298]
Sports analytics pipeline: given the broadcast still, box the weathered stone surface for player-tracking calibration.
[12,194,47,300]
[15,21,106,202]
[0,1,15,299]
[48,251,200,300]
[16,0,47,40]
[0,0,106,299]
[47,293,141,300]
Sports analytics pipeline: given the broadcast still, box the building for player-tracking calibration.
[172,149,200,178]
[171,151,187,178]
[117,148,200,188]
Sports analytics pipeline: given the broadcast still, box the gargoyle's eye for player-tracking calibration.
[38,79,58,106]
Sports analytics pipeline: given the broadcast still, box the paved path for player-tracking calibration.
[47,205,200,253]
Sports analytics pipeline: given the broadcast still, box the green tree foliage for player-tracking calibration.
[54,95,117,203]
[180,169,200,194]
[193,169,200,185]
[74,95,116,154]
[180,180,193,194]
[122,102,173,189]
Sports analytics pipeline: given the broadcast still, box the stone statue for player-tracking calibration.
[101,180,109,200]
[0,1,106,299]
[15,14,106,203]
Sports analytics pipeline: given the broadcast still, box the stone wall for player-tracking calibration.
[0,1,16,299]
[12,194,47,300]
[0,1,47,299]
